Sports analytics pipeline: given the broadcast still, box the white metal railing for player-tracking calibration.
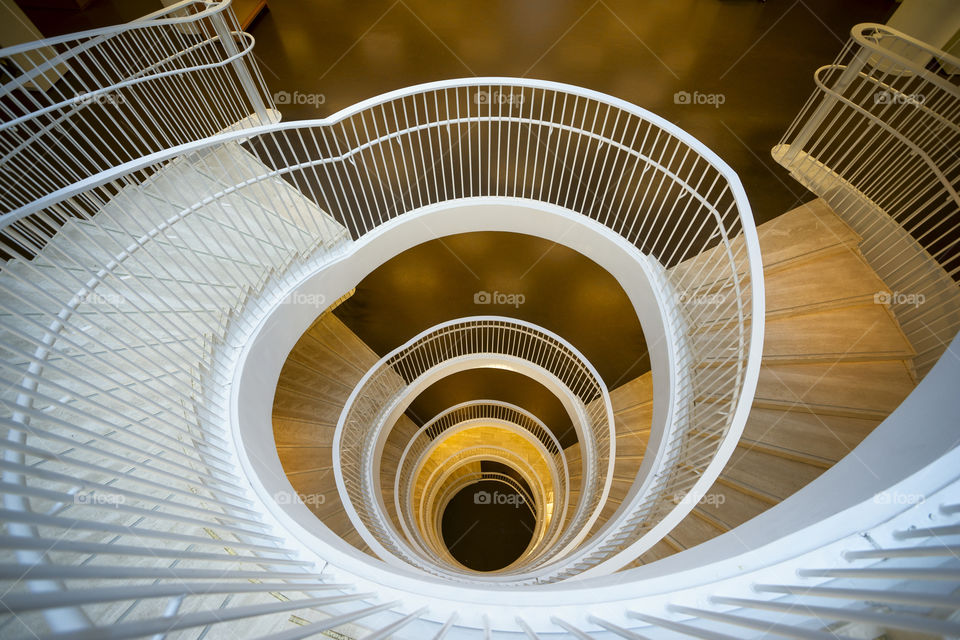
[332,316,612,579]
[427,470,542,572]
[435,471,538,519]
[774,23,960,378]
[1,75,764,578]
[0,0,273,215]
[1,5,957,635]
[0,30,766,630]
[393,399,568,559]
[409,432,559,569]
[428,471,540,572]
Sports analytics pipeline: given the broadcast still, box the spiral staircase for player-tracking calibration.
[1,3,958,638]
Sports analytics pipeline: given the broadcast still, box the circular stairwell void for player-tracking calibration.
[17,57,959,636]
[441,479,537,572]
[0,68,767,634]
[236,201,677,578]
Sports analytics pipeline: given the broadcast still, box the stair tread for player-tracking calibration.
[755,361,915,415]
[671,199,859,288]
[698,303,916,364]
[721,445,826,501]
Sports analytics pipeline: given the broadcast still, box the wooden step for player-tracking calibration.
[693,245,891,329]
[671,199,860,290]
[698,478,771,530]
[273,417,335,447]
[272,312,384,557]
[632,539,679,566]
[754,361,915,417]
[284,334,369,390]
[741,408,879,463]
[698,303,916,365]
[272,386,346,424]
[761,246,887,316]
[721,445,825,501]
[274,446,333,475]
[609,372,653,412]
[755,199,862,271]
[307,314,381,373]
[666,509,725,551]
[274,358,354,400]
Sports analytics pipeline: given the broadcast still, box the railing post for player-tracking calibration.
[211,10,272,125]
[781,46,872,166]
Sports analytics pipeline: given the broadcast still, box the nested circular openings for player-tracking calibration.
[442,477,536,571]
[333,315,616,575]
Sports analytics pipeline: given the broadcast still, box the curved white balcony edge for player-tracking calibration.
[231,199,675,575]
[220,241,954,631]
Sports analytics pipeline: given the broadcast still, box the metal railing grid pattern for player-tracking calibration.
[0,0,273,218]
[774,23,960,377]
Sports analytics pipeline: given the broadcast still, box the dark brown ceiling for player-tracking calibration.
[334,231,650,390]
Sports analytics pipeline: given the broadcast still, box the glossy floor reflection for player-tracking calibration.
[20,0,897,223]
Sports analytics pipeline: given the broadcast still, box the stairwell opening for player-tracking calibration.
[441,478,536,572]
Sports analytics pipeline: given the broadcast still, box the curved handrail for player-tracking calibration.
[415,446,549,568]
[407,423,561,568]
[811,65,960,207]
[774,22,960,378]
[332,316,613,578]
[0,1,237,57]
[429,471,541,571]
[1,75,763,605]
[0,0,273,214]
[435,471,538,519]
